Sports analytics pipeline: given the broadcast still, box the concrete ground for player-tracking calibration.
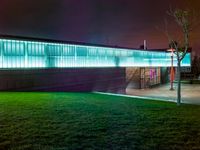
[126,83,200,105]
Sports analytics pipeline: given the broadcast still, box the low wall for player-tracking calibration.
[0,68,126,93]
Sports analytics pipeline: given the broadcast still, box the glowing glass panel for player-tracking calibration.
[4,41,25,56]
[0,38,191,69]
[27,42,45,56]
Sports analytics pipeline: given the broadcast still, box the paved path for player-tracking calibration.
[126,83,200,105]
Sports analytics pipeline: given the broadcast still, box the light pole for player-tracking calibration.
[168,48,175,90]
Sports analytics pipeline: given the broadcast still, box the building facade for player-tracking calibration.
[0,35,191,93]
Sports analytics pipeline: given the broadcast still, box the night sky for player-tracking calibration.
[0,0,200,55]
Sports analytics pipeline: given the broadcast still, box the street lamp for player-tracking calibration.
[167,48,175,90]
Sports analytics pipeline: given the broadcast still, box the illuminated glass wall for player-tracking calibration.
[0,38,191,69]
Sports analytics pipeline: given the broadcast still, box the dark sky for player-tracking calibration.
[0,0,200,54]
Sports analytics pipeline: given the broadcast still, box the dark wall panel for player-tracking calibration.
[161,67,169,84]
[0,68,126,93]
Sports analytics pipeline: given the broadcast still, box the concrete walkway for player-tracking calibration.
[126,83,200,105]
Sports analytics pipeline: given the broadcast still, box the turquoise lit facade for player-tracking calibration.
[0,38,191,69]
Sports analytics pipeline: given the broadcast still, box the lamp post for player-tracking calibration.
[168,48,175,90]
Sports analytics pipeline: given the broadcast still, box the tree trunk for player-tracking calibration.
[177,61,181,105]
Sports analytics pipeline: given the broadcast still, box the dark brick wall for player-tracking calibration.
[0,68,126,93]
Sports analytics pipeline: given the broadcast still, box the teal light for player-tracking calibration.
[0,38,191,69]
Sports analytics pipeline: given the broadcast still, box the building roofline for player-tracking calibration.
[0,34,168,52]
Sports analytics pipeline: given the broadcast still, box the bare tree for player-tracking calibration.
[166,8,194,105]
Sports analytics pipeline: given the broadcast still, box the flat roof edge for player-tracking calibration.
[0,34,168,52]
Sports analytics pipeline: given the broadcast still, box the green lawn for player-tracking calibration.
[0,92,200,150]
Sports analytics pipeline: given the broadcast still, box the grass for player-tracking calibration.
[191,79,200,84]
[0,92,200,150]
[174,80,200,84]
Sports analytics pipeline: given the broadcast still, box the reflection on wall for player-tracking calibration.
[141,67,161,88]
[126,67,161,89]
[0,39,191,69]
